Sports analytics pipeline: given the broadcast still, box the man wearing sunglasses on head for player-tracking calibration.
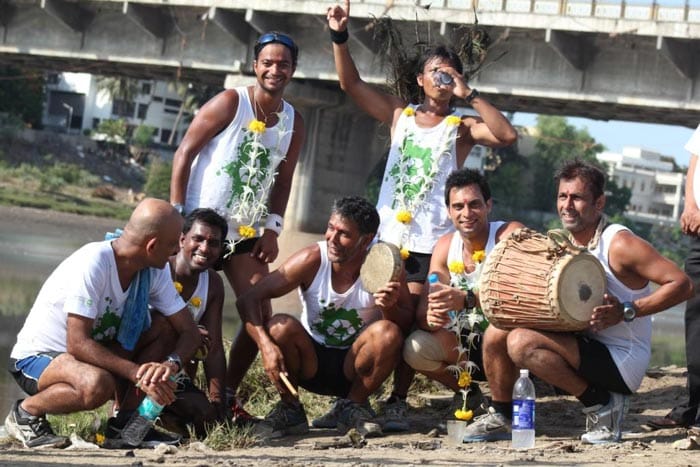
[170,31,305,424]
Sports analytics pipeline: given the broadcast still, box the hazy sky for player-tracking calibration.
[512,112,698,167]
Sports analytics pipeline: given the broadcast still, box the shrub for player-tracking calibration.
[144,158,172,200]
[132,124,155,148]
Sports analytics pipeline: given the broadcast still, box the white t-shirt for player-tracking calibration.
[298,242,381,349]
[684,123,700,206]
[585,224,652,392]
[11,241,186,360]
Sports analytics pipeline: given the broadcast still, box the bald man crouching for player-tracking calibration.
[5,198,202,449]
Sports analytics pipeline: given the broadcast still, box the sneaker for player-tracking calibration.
[254,400,309,439]
[462,406,511,442]
[231,398,259,426]
[104,412,180,449]
[4,400,70,449]
[336,399,383,438]
[580,392,629,444]
[311,398,342,429]
[379,397,409,432]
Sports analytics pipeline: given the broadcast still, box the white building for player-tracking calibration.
[596,147,684,226]
[43,72,192,146]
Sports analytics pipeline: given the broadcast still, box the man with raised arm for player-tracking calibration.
[325,0,517,428]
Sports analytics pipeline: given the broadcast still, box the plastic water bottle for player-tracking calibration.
[512,368,536,449]
[427,273,455,326]
[121,396,164,446]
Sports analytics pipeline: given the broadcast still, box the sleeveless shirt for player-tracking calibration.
[299,242,381,349]
[586,224,652,391]
[185,86,295,241]
[376,104,459,253]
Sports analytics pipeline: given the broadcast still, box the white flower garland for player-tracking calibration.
[225,111,292,256]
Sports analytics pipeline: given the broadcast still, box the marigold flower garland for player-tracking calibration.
[173,281,202,319]
[390,106,461,256]
[446,250,487,421]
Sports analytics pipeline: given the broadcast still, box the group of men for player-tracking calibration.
[4,0,697,450]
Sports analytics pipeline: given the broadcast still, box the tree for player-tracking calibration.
[166,82,217,146]
[528,116,604,211]
[96,76,139,104]
[0,66,45,128]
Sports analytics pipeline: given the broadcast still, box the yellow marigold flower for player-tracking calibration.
[95,433,105,446]
[472,250,486,263]
[190,296,202,308]
[248,119,266,134]
[403,107,415,116]
[238,225,257,239]
[400,247,410,260]
[454,409,473,421]
[446,115,461,126]
[173,281,183,294]
[448,260,465,275]
[396,209,412,224]
[457,370,472,388]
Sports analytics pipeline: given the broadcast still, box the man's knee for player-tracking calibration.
[78,369,116,409]
[267,313,304,344]
[403,330,445,373]
[361,320,403,358]
[506,328,538,366]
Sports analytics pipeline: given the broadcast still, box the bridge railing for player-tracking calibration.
[358,0,700,22]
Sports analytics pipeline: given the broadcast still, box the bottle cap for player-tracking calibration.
[428,273,439,284]
[520,368,529,377]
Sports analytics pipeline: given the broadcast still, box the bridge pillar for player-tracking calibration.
[283,80,388,233]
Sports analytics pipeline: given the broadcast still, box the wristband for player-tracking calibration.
[264,213,284,236]
[172,203,185,216]
[330,28,349,44]
[465,88,479,104]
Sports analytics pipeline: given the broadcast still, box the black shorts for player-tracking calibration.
[576,335,632,394]
[298,339,352,398]
[405,252,431,283]
[213,237,259,271]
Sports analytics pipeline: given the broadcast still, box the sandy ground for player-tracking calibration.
[0,206,698,465]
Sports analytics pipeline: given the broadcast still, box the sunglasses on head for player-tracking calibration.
[256,32,297,51]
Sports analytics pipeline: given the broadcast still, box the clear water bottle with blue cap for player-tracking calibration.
[512,368,536,449]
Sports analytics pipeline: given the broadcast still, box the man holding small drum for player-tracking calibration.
[462,159,693,444]
[235,197,413,438]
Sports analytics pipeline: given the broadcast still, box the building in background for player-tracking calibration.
[596,146,684,226]
[42,72,192,146]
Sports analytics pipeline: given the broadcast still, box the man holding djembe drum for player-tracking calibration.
[462,160,693,444]
[235,197,413,439]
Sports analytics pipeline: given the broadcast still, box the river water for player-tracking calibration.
[0,206,688,419]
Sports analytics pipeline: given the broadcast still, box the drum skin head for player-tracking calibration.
[360,242,403,293]
[554,253,607,325]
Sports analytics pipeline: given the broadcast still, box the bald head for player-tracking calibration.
[125,198,183,244]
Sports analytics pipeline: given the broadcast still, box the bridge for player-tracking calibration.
[1,0,699,229]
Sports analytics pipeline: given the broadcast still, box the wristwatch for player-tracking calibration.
[172,203,185,216]
[464,290,476,310]
[165,353,182,372]
[622,302,637,322]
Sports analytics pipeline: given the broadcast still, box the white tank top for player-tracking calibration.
[299,242,381,349]
[585,224,652,391]
[376,105,459,253]
[446,221,505,290]
[185,270,209,323]
[185,86,295,241]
